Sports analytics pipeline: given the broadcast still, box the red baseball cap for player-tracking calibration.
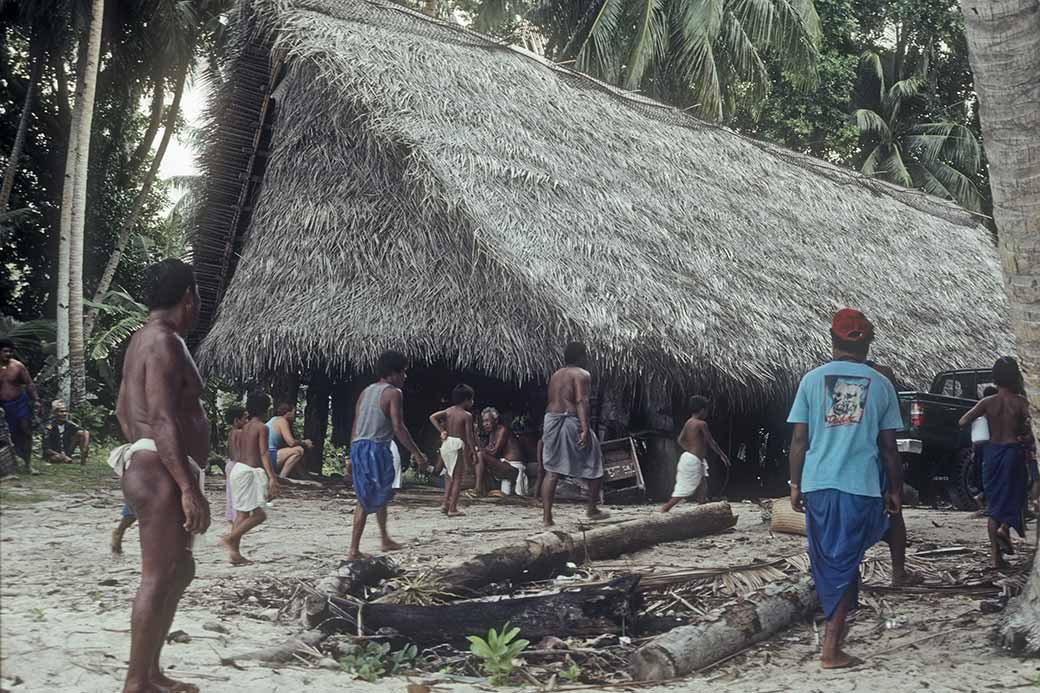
[831,308,874,342]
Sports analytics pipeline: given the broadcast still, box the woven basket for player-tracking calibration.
[770,497,807,536]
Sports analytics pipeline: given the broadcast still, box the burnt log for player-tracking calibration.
[631,578,817,680]
[436,501,737,594]
[327,576,640,648]
[291,556,402,629]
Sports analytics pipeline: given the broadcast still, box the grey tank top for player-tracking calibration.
[353,382,394,443]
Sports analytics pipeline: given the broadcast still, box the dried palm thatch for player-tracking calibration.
[190,0,1012,404]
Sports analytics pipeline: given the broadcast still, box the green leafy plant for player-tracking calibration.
[339,641,417,682]
[467,623,530,684]
[560,659,582,683]
[84,289,148,361]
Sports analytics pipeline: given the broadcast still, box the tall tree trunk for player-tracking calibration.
[959,0,1040,655]
[84,64,188,340]
[0,39,44,212]
[57,41,89,404]
[67,0,106,406]
[128,74,165,175]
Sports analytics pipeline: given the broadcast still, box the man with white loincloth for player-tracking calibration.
[541,341,609,527]
[474,407,529,497]
[114,259,210,693]
[429,384,478,516]
[660,396,730,512]
[220,393,278,565]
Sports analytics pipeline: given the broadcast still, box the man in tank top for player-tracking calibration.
[347,350,428,560]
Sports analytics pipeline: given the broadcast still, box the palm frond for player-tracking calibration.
[671,0,724,118]
[89,315,147,361]
[623,0,668,91]
[883,75,924,120]
[575,0,625,83]
[907,122,982,174]
[917,159,983,212]
[853,108,891,140]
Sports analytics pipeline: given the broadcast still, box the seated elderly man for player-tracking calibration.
[475,407,529,496]
[44,400,89,465]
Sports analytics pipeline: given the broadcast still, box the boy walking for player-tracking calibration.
[660,396,730,512]
[224,404,247,524]
[221,393,279,566]
[429,384,478,516]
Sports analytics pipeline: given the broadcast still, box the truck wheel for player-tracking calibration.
[945,447,982,511]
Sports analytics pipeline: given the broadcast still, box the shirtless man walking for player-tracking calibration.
[541,341,609,527]
[115,259,210,693]
[660,396,730,512]
[0,337,40,474]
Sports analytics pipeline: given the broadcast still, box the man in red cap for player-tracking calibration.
[787,309,904,669]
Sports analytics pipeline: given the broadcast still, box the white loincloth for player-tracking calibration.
[672,451,707,498]
[440,436,464,478]
[391,440,402,489]
[230,462,270,512]
[499,460,529,496]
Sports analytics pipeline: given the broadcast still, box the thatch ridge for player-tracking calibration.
[192,0,1012,404]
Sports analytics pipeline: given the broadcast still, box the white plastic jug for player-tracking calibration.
[971,416,990,444]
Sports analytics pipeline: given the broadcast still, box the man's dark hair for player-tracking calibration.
[452,384,475,405]
[831,332,872,359]
[246,392,272,418]
[274,401,294,416]
[376,350,408,378]
[993,356,1024,392]
[224,405,246,425]
[0,337,13,350]
[689,396,709,414]
[564,341,588,366]
[142,259,196,310]
[982,385,998,398]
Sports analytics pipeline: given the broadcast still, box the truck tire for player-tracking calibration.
[945,447,981,511]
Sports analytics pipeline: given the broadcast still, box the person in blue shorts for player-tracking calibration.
[111,503,136,556]
[788,309,903,669]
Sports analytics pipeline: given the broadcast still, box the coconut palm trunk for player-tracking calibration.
[0,39,44,212]
[84,64,189,341]
[65,0,105,406]
[959,0,1040,654]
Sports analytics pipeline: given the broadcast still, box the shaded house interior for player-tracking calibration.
[188,0,1012,498]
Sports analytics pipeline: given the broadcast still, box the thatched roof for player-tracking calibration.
[191,0,1012,404]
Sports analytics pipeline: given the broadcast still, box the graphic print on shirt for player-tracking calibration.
[824,375,871,427]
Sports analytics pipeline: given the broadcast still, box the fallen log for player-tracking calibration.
[630,578,817,680]
[326,576,640,648]
[435,501,736,594]
[287,556,401,629]
[232,629,326,664]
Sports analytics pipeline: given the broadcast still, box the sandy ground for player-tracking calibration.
[1,471,1039,693]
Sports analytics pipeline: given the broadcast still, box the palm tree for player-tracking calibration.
[959,0,1040,655]
[57,0,104,405]
[531,0,821,121]
[852,51,984,211]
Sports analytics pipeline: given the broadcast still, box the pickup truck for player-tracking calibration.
[897,368,993,509]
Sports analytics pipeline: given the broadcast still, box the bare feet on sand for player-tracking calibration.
[586,509,611,521]
[543,520,555,528]
[890,571,924,587]
[382,539,403,552]
[446,510,466,517]
[820,651,863,669]
[220,535,254,566]
[154,671,200,692]
[346,551,367,560]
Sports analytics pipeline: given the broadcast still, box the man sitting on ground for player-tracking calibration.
[267,403,312,479]
[475,407,529,497]
[44,400,90,465]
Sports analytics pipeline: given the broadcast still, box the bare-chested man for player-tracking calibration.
[348,350,428,560]
[660,396,730,512]
[959,356,1039,568]
[114,259,210,693]
[541,341,609,526]
[222,392,279,566]
[430,384,478,515]
[474,407,528,496]
[0,337,40,474]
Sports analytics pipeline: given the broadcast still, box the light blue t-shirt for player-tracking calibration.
[787,361,904,497]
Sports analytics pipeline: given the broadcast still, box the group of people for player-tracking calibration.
[11,256,1032,691]
[787,308,1038,669]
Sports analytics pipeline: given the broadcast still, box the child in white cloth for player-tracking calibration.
[661,396,730,512]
